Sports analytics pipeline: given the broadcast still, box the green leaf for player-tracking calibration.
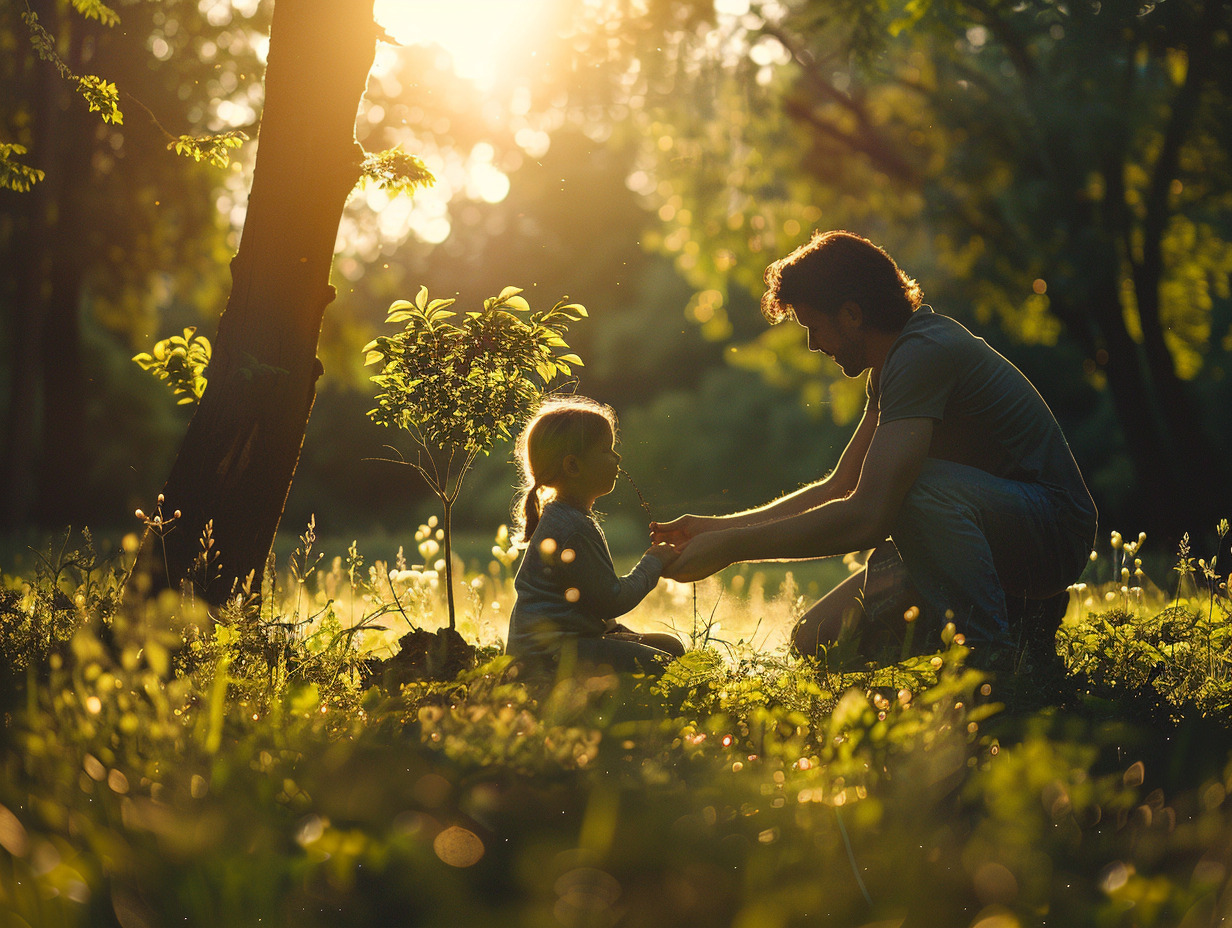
[76,75,122,125]
[70,0,120,26]
[359,146,435,196]
[0,142,46,192]
[133,328,212,404]
[167,130,249,169]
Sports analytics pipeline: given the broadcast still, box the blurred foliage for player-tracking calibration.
[0,0,270,526]
[528,0,1232,532]
[1,523,1232,926]
[5,0,1229,546]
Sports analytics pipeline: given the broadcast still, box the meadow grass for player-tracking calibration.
[0,522,1229,927]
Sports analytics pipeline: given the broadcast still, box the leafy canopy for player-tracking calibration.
[363,285,586,468]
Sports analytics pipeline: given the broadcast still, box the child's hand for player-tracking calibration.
[645,542,678,568]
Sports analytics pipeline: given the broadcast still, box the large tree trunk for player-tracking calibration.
[134,0,378,603]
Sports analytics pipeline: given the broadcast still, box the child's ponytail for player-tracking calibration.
[515,482,544,547]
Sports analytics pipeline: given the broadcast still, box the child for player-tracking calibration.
[506,396,685,674]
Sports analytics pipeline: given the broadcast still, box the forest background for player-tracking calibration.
[2,0,1230,580]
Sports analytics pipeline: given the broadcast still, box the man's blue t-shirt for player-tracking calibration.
[869,307,1096,531]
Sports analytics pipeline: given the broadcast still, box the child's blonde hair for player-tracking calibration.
[512,395,618,546]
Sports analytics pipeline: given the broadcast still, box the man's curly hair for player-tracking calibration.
[761,230,923,331]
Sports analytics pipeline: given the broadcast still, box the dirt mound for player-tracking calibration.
[362,627,479,689]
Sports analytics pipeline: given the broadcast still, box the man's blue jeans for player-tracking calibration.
[873,458,1095,650]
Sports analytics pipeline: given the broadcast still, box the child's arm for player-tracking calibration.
[557,528,666,621]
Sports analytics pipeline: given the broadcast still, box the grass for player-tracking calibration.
[0,522,1229,927]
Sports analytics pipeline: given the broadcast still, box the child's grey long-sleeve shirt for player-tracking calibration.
[506,500,662,658]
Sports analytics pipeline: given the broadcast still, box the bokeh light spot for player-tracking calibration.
[433,825,484,867]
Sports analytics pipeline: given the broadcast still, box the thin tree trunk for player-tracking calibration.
[442,497,457,631]
[1084,262,1196,535]
[134,0,378,603]
[37,40,95,527]
[0,0,60,529]
[1127,0,1229,522]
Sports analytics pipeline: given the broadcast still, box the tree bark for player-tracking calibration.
[134,0,378,603]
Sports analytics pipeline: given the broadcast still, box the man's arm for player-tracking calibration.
[662,417,933,581]
[651,402,879,545]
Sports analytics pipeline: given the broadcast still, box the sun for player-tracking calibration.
[373,0,548,89]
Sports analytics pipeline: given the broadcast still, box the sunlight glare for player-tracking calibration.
[374,0,547,89]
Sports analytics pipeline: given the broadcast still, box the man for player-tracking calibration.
[652,231,1097,666]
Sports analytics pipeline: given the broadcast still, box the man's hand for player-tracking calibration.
[649,513,720,547]
[661,530,737,583]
